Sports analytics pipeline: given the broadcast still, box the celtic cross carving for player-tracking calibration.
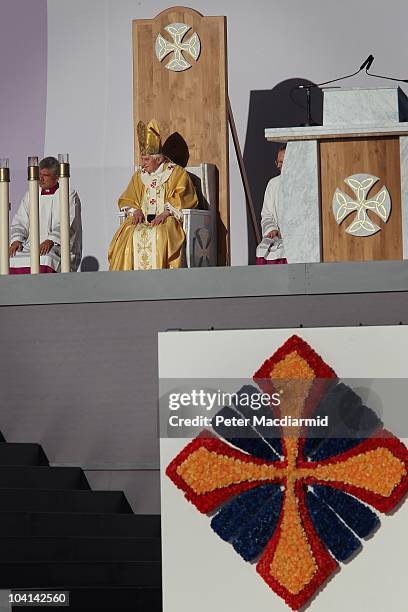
[332,174,391,237]
[193,227,212,267]
[155,23,201,72]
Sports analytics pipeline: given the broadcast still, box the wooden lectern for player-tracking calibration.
[265,87,408,264]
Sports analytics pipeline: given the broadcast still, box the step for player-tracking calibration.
[0,489,132,513]
[0,443,48,466]
[0,511,161,538]
[0,536,161,562]
[0,561,161,588]
[11,587,162,611]
[0,466,89,490]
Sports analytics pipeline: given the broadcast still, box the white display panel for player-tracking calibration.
[159,327,408,612]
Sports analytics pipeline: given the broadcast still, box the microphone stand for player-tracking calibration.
[299,85,324,127]
[299,56,374,126]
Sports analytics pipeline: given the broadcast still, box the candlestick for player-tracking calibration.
[0,158,10,275]
[58,153,70,273]
[28,156,40,274]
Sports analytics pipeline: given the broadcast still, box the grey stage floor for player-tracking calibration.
[0,260,408,306]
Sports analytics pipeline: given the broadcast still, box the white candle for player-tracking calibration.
[28,156,40,274]
[58,154,70,273]
[0,158,10,275]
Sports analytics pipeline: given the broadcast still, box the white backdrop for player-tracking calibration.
[45,0,408,268]
[159,326,408,612]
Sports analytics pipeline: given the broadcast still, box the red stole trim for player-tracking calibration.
[41,183,59,195]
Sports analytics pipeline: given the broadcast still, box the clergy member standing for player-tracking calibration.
[108,120,198,270]
[9,156,82,273]
[256,145,287,265]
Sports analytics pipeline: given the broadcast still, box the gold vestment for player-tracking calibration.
[108,162,198,270]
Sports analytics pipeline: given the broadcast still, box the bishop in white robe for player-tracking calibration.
[9,157,82,273]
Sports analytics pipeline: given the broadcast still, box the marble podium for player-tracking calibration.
[265,87,408,263]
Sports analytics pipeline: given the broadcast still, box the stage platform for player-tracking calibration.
[0,261,407,514]
[1,260,408,306]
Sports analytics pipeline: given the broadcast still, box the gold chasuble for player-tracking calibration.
[108,162,198,270]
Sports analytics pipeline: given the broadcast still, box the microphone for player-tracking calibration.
[297,54,389,125]
[360,54,374,71]
[297,55,373,125]
[298,54,374,91]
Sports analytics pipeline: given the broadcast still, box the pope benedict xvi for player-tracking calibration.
[108,120,198,270]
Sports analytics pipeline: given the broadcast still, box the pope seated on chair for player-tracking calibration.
[108,119,198,270]
[8,156,82,273]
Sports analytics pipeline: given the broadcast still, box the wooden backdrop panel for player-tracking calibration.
[320,137,402,262]
[133,7,229,265]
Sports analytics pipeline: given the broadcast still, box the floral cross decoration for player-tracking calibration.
[166,335,408,610]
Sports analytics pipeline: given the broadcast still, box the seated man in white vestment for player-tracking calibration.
[256,145,287,265]
[9,156,82,273]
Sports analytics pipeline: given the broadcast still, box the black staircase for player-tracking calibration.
[0,430,162,610]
